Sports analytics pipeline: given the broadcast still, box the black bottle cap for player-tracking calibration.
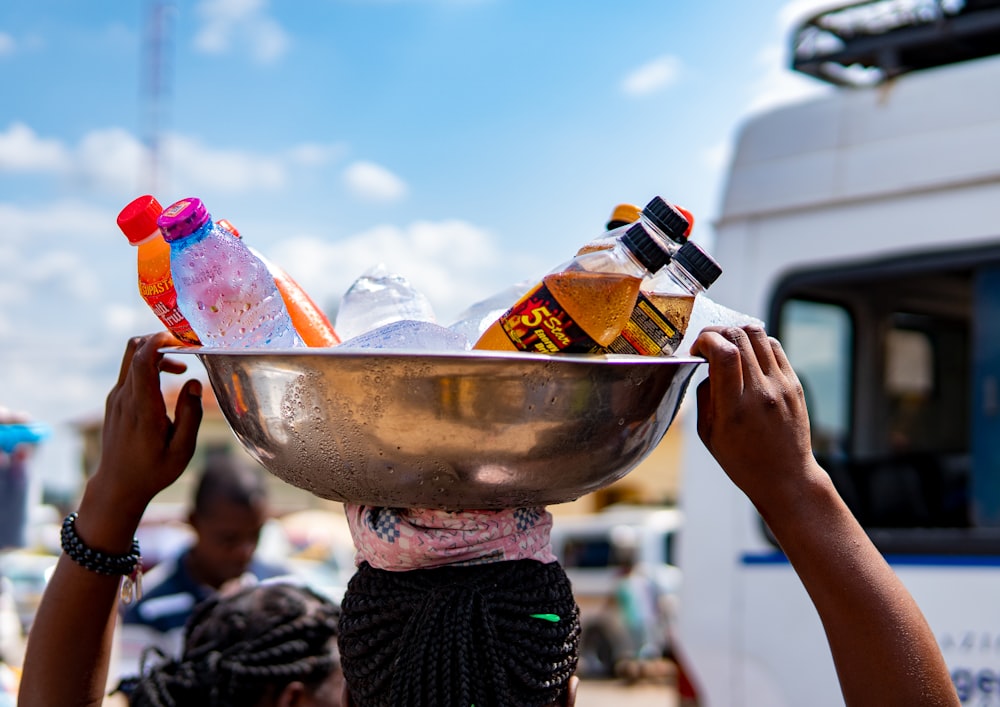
[643,197,690,244]
[622,224,670,273]
[672,241,722,288]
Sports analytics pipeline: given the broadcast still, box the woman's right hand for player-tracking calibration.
[80,332,203,538]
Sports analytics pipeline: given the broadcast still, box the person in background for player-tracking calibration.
[121,450,288,658]
[18,328,960,706]
[119,580,343,707]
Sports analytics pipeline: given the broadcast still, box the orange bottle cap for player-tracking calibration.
[606,203,641,230]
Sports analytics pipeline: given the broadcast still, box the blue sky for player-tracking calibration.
[0,0,833,492]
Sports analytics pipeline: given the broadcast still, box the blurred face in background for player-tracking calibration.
[188,497,267,588]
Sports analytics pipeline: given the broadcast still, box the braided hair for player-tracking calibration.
[338,559,580,707]
[128,582,340,707]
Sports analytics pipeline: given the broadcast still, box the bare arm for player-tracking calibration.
[19,333,203,707]
[691,325,958,707]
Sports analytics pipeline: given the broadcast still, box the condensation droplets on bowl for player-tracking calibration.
[164,346,704,510]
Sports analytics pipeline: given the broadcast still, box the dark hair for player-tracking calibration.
[128,582,339,707]
[338,559,580,707]
[192,453,268,516]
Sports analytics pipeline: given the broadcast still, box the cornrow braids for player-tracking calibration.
[338,559,580,707]
[129,582,339,707]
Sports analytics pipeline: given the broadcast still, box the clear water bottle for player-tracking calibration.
[157,198,304,348]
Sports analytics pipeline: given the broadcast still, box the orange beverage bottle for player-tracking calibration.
[249,247,341,347]
[474,225,672,353]
[215,219,340,348]
[116,195,200,345]
[605,240,722,356]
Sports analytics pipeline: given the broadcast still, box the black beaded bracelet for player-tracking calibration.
[60,512,141,577]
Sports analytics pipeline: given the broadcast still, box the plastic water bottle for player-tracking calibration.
[117,195,201,345]
[216,219,340,348]
[157,198,303,348]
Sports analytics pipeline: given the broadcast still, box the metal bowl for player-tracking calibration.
[167,347,703,509]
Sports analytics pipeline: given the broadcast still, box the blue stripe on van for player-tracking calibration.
[740,552,1000,567]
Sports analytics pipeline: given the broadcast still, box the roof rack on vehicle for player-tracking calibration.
[791,0,1000,86]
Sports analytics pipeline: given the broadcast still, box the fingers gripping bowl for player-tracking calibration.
[167,347,703,510]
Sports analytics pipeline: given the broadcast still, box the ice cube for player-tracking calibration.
[335,264,437,340]
[447,280,534,349]
[677,295,766,356]
[338,319,469,352]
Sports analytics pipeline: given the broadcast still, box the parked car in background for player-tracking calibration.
[0,550,57,635]
[550,506,682,678]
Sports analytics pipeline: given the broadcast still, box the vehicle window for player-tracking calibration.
[662,531,675,566]
[779,299,852,460]
[772,252,988,551]
[561,537,614,569]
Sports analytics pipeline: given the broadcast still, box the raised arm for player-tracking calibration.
[690,325,958,707]
[19,333,203,707]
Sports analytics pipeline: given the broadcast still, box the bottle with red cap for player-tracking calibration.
[157,197,303,348]
[116,195,201,345]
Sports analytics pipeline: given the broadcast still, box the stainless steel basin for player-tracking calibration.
[168,347,703,509]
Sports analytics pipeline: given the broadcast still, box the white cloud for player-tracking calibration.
[287,142,347,167]
[0,122,363,198]
[267,219,535,325]
[194,0,290,64]
[75,128,148,192]
[104,302,159,338]
[621,55,682,97]
[0,123,71,172]
[342,161,408,202]
[0,32,15,56]
[162,133,288,193]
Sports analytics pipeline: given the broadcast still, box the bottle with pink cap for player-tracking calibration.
[158,197,303,348]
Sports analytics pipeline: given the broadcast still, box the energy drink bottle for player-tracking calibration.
[473,225,672,353]
[605,240,722,356]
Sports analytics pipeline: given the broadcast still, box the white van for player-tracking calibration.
[675,1,1000,705]
[550,506,682,677]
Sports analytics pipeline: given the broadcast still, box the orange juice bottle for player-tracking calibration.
[250,247,341,347]
[116,195,200,345]
[215,219,340,348]
[474,225,672,353]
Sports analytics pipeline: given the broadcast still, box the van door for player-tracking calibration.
[753,244,1000,705]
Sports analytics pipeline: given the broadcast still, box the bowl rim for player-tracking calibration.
[160,346,706,367]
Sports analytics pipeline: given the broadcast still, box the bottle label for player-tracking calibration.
[139,275,200,345]
[605,292,682,356]
[498,283,603,353]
